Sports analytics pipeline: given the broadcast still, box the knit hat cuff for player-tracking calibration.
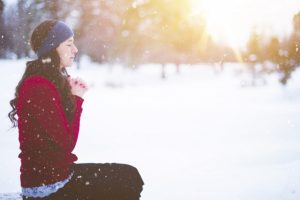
[36,21,74,58]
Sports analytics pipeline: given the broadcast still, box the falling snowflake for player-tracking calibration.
[132,1,137,8]
[276,64,280,70]
[122,30,130,37]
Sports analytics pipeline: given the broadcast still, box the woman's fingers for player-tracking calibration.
[68,77,88,90]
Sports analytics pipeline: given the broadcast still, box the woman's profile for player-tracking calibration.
[8,19,144,200]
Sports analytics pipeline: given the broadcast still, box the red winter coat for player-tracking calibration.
[16,75,84,187]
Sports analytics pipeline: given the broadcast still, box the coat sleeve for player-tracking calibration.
[69,95,84,151]
[23,79,79,152]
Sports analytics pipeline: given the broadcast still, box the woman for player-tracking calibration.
[8,20,144,200]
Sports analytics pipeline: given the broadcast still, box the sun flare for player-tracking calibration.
[189,0,252,48]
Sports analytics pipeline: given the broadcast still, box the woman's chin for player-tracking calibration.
[66,60,74,67]
[69,59,75,66]
[60,63,72,69]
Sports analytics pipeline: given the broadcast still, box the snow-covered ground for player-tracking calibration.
[1,58,300,200]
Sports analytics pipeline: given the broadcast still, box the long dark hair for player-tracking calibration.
[8,20,76,128]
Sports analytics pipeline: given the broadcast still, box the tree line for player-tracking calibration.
[244,12,300,84]
[0,0,299,84]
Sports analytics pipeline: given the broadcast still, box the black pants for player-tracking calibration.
[22,163,144,200]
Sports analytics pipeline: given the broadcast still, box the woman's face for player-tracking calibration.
[56,37,78,68]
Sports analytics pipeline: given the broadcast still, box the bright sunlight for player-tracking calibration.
[189,0,300,48]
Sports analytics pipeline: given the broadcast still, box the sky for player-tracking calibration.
[189,0,300,47]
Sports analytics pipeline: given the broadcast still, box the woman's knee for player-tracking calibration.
[114,164,144,192]
[73,163,144,192]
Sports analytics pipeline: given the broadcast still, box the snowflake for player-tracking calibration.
[132,1,137,8]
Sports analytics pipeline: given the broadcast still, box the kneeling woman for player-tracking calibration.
[8,20,144,200]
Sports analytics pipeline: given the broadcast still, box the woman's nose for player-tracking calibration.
[73,45,78,54]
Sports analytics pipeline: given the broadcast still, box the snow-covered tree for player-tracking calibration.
[0,0,6,57]
[110,0,210,71]
[277,11,300,85]
[3,0,74,58]
[74,0,120,64]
